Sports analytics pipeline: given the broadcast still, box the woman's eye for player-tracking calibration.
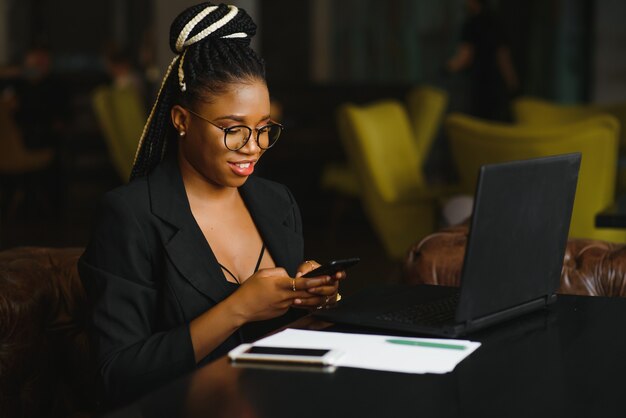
[227,127,243,134]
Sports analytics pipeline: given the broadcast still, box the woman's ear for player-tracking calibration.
[171,105,188,135]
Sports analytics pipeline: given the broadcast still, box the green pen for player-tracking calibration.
[385,339,467,350]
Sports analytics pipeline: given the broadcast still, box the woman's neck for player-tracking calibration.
[178,154,239,205]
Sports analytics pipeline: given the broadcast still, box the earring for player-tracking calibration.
[179,131,185,137]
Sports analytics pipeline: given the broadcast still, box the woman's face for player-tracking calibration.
[175,78,271,189]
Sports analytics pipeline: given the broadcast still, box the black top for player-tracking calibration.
[79,153,305,407]
[218,244,266,283]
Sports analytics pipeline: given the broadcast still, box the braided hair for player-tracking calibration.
[130,2,265,179]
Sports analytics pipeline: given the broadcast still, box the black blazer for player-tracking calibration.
[79,154,305,406]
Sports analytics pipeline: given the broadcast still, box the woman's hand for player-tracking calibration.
[228,267,332,323]
[294,260,347,310]
[190,265,343,362]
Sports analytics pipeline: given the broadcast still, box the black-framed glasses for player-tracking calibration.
[185,108,283,151]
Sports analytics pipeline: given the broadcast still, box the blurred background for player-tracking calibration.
[0,0,625,291]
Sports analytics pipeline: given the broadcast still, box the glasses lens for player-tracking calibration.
[224,126,253,151]
[257,124,282,149]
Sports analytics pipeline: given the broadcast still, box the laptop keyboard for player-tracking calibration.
[375,291,460,326]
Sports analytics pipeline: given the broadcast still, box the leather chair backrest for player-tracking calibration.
[0,247,95,418]
[405,225,626,298]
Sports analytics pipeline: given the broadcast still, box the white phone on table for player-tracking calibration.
[228,344,343,367]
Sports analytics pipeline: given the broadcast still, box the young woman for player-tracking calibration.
[79,2,344,406]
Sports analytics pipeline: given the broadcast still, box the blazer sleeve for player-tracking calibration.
[79,190,196,406]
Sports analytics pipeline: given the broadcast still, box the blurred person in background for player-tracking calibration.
[104,45,147,101]
[446,0,519,121]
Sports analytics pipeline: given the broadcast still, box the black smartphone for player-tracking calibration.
[302,257,360,278]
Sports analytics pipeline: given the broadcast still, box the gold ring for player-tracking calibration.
[336,293,342,302]
[292,279,296,292]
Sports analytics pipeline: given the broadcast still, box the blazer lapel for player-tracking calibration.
[240,178,303,276]
[148,155,234,304]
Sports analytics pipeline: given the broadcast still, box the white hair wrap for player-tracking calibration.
[175,4,246,91]
[133,3,249,167]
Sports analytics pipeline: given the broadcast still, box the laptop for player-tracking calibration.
[314,153,581,337]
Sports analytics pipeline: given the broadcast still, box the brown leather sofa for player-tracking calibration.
[0,247,96,418]
[404,225,626,297]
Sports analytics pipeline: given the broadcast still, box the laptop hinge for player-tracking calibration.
[545,293,558,305]
[464,297,549,333]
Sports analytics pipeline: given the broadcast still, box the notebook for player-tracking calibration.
[314,153,581,337]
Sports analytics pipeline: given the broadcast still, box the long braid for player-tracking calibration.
[130,2,264,180]
[131,59,177,179]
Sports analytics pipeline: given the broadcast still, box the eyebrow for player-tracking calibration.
[213,114,272,124]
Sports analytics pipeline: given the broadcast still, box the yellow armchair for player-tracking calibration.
[513,96,626,152]
[92,86,146,182]
[513,96,626,192]
[445,113,625,243]
[405,85,448,166]
[321,85,448,199]
[337,100,440,259]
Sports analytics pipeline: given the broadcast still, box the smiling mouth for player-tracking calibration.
[234,162,251,169]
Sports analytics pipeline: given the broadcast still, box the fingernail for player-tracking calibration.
[294,299,302,304]
[295,272,302,278]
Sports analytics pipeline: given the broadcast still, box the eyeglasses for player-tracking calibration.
[185,108,283,151]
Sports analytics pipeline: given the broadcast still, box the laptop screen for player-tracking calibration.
[455,153,580,322]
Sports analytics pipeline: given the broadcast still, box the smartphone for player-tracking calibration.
[228,344,343,366]
[302,257,360,278]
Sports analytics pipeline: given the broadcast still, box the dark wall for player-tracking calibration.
[260,0,311,85]
[7,0,152,68]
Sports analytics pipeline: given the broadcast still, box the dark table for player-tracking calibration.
[105,294,626,418]
[595,194,626,228]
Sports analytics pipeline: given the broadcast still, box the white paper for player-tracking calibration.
[252,328,480,374]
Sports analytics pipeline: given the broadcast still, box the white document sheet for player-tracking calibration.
[253,328,481,374]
